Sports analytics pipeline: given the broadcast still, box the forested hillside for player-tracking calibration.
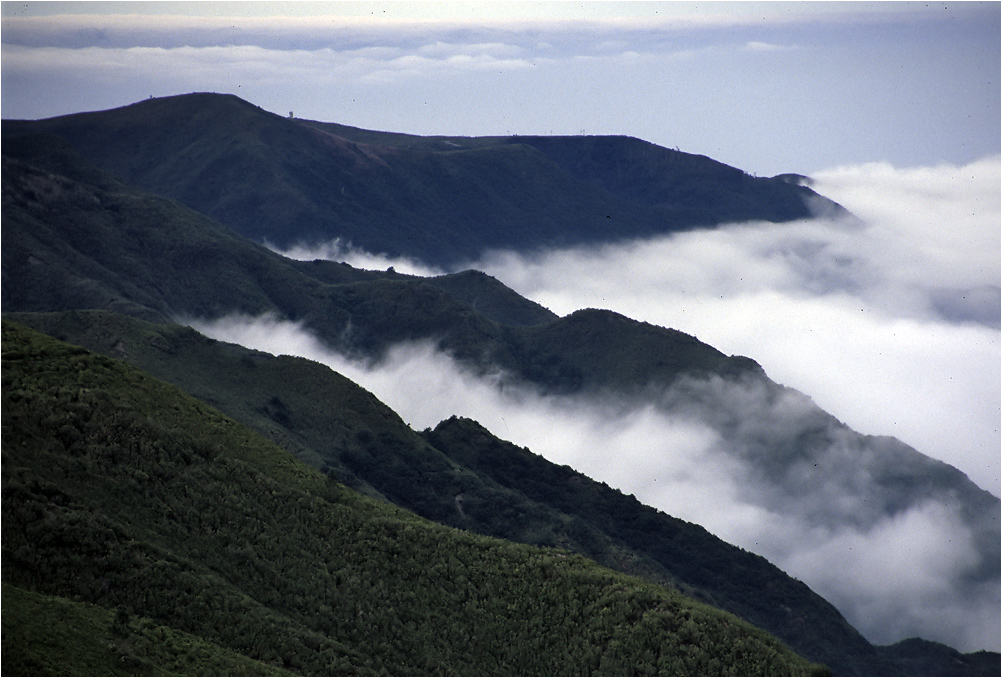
[1,321,826,676]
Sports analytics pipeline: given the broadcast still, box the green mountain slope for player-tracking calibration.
[423,416,889,675]
[14,308,998,677]
[2,584,293,677]
[3,131,999,675]
[2,92,842,267]
[4,309,885,675]
[2,109,997,675]
[2,321,826,676]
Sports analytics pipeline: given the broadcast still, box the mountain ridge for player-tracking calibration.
[0,133,762,389]
[7,308,1000,676]
[2,94,998,674]
[1,308,880,674]
[2,92,846,267]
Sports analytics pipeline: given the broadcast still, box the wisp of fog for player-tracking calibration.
[276,156,1000,494]
[192,312,998,653]
[229,157,1000,651]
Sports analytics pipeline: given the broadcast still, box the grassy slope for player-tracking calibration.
[2,309,889,677]
[2,585,293,677]
[1,321,826,676]
[424,415,891,676]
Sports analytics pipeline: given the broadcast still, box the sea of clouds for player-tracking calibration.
[277,157,1001,493]
[194,157,1000,652]
[193,312,999,653]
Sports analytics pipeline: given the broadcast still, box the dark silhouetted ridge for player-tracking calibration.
[3,92,846,267]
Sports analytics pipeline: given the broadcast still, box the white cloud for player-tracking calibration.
[267,238,445,278]
[418,41,526,59]
[743,40,794,52]
[812,158,1001,294]
[463,157,1001,494]
[784,501,999,651]
[187,313,999,653]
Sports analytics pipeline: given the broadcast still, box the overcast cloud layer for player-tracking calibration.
[2,2,999,176]
[197,156,1002,653]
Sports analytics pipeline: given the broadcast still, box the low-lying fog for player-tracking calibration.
[281,156,1001,495]
[207,156,999,652]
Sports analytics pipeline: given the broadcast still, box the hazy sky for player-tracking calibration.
[2,1,999,176]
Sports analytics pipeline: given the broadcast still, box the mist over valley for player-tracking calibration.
[3,90,998,675]
[192,304,999,654]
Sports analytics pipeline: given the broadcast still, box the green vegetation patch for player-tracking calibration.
[1,584,292,676]
[7,310,860,672]
[2,321,825,676]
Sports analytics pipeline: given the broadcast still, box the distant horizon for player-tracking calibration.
[10,87,1002,181]
[2,1,998,176]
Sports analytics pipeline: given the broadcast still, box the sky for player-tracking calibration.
[1,1,999,176]
[3,0,1000,655]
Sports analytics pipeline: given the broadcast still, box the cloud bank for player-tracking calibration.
[190,313,999,654]
[239,157,1001,651]
[472,158,1001,494]
[276,157,1002,496]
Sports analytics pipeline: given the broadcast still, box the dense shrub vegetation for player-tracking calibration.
[2,321,826,676]
[5,309,886,675]
[13,309,998,676]
[2,585,292,676]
